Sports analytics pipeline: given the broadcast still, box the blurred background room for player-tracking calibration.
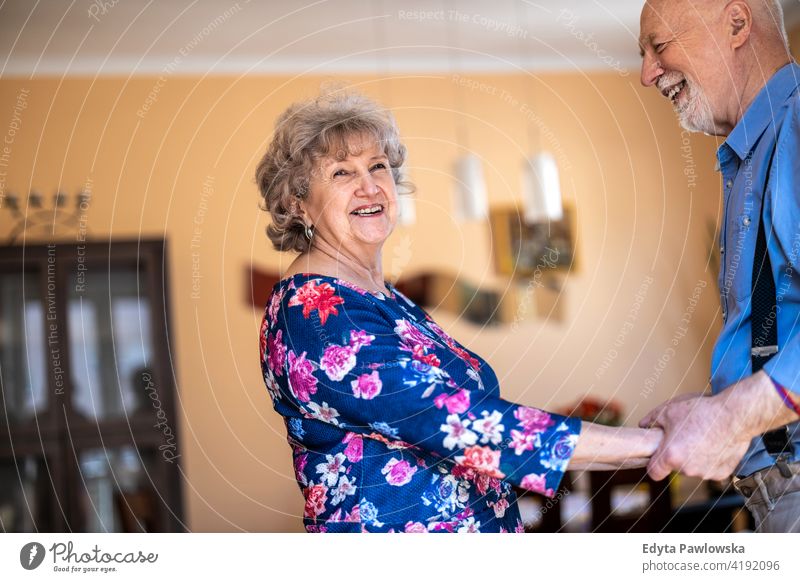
[2,0,800,533]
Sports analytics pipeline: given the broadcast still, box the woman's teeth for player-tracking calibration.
[351,204,383,216]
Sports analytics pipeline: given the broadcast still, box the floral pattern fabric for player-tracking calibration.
[260,274,581,532]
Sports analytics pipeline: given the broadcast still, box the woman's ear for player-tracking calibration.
[291,196,304,217]
[726,1,752,50]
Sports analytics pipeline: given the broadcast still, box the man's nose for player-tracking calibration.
[640,52,664,87]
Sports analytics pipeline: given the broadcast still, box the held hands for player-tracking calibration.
[636,369,800,482]
[638,392,753,481]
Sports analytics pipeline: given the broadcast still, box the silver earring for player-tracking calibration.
[304,224,314,242]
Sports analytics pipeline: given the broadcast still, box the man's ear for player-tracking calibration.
[726,1,752,49]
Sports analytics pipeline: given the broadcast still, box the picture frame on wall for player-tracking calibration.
[490,204,577,278]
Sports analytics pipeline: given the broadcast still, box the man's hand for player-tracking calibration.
[639,393,752,481]
[639,372,798,481]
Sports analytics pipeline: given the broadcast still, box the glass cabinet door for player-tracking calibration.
[0,454,56,532]
[79,446,158,532]
[0,271,48,424]
[68,266,153,421]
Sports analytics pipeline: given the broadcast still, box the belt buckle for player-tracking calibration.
[732,475,753,497]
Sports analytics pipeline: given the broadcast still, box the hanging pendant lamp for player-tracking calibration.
[453,153,489,221]
[522,152,563,223]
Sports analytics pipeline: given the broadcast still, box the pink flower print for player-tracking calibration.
[404,521,428,533]
[259,316,269,360]
[264,369,281,403]
[456,445,505,479]
[288,350,318,403]
[343,434,363,463]
[509,429,537,455]
[425,320,451,343]
[475,473,490,495]
[440,414,478,451]
[349,329,375,352]
[267,329,287,376]
[315,452,346,487]
[514,406,555,434]
[472,410,505,445]
[320,344,356,381]
[448,342,481,371]
[457,517,480,533]
[451,464,476,481]
[331,474,357,506]
[351,371,382,400]
[411,343,440,367]
[394,319,434,350]
[294,453,308,486]
[520,473,554,497]
[381,458,417,486]
[288,280,345,325]
[267,287,284,324]
[303,483,329,519]
[345,504,360,522]
[433,389,470,414]
[492,498,509,518]
[306,401,341,426]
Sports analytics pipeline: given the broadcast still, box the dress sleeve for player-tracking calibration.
[263,278,581,497]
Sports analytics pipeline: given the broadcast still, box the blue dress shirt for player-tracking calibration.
[713,62,800,476]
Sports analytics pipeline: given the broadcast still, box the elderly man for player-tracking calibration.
[638,0,800,532]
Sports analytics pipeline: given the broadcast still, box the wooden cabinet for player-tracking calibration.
[0,240,183,532]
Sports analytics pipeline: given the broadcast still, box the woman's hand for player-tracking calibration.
[566,422,663,471]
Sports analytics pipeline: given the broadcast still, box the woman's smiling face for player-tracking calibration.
[302,134,399,256]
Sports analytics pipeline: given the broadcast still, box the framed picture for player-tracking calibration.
[490,205,576,277]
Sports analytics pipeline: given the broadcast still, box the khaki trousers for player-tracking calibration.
[733,463,800,533]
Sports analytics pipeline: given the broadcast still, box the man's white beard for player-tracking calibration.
[658,72,716,134]
[678,80,716,134]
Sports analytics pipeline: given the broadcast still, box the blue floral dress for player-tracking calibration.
[259,274,581,533]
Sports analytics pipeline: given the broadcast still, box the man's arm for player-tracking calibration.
[639,371,799,481]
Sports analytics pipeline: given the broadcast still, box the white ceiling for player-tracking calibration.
[2,0,800,76]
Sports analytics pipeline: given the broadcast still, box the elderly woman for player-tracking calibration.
[256,90,662,533]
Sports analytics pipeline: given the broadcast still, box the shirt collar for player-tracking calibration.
[721,62,800,162]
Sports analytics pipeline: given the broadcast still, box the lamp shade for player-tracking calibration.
[522,152,563,223]
[396,193,416,226]
[452,154,488,221]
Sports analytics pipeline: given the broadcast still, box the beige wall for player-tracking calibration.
[0,68,740,531]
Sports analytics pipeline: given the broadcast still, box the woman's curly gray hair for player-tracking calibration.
[256,89,414,253]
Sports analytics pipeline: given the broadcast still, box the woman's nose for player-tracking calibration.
[357,172,379,195]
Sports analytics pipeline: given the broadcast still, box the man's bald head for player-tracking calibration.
[639,0,792,135]
[642,0,788,54]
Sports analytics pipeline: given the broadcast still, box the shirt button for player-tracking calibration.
[726,180,733,189]
[721,246,725,254]
[742,216,751,227]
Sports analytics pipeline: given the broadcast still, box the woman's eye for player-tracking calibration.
[370,163,387,171]
[332,169,349,178]
[655,43,667,53]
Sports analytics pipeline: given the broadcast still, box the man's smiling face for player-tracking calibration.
[639,0,732,135]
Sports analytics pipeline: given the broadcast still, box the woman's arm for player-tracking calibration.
[567,423,663,471]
